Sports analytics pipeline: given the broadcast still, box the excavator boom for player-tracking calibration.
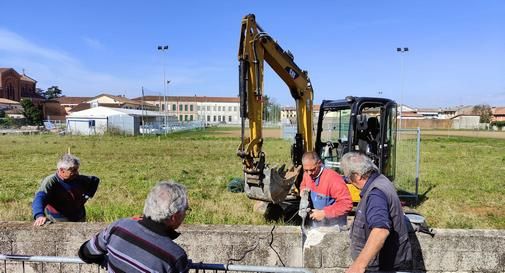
[237,14,314,203]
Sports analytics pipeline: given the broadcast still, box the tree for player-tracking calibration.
[35,88,46,97]
[472,104,493,123]
[0,109,5,118]
[44,86,63,99]
[262,95,281,123]
[20,99,43,125]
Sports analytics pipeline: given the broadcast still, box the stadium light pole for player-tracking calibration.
[396,47,408,129]
[157,45,169,131]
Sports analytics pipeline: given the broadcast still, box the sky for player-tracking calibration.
[1,1,504,108]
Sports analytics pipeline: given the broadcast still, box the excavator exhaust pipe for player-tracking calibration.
[244,165,301,204]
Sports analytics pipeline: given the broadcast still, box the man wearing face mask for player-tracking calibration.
[32,153,100,226]
[299,151,352,228]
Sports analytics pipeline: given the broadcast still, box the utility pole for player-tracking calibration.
[396,47,409,129]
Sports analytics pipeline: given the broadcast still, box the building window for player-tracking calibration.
[179,105,183,111]
[185,115,188,121]
[190,115,193,121]
[207,116,210,122]
[162,104,165,111]
[218,116,221,122]
[207,106,210,111]
[197,106,200,111]
[172,104,176,111]
[213,106,217,111]
[190,105,194,111]
[185,105,188,111]
[228,106,232,111]
[234,106,238,112]
[229,116,232,122]
[213,116,216,122]
[179,115,183,121]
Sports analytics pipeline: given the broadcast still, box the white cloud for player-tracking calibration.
[0,28,137,96]
[82,36,104,50]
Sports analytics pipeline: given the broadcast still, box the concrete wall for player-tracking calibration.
[401,119,452,129]
[1,222,504,273]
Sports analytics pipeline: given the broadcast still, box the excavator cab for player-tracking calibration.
[315,96,397,201]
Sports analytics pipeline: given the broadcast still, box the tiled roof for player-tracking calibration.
[56,96,92,105]
[0,98,20,104]
[91,94,145,106]
[20,74,36,83]
[493,107,505,115]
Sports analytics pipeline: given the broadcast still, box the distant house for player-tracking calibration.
[451,106,480,129]
[492,107,505,122]
[415,108,440,119]
[280,104,320,124]
[0,98,23,118]
[70,94,158,113]
[55,96,91,114]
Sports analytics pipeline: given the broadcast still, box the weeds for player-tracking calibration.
[0,131,504,228]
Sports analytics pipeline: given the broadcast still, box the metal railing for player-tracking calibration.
[0,254,313,273]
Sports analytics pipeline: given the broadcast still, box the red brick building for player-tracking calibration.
[0,68,39,102]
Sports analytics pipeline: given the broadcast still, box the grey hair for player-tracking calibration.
[57,154,80,170]
[340,152,378,178]
[302,151,321,164]
[143,180,188,222]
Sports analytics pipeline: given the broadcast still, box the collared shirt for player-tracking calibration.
[300,166,353,219]
[360,172,391,229]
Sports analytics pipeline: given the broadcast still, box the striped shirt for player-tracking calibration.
[79,217,189,273]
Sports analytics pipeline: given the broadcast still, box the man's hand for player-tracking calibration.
[346,228,390,273]
[309,209,326,221]
[33,216,47,226]
[345,262,366,273]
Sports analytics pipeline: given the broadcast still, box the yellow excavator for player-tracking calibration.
[237,14,398,208]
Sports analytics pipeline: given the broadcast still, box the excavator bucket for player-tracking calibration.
[244,165,302,204]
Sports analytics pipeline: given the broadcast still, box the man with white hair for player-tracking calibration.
[32,153,100,226]
[341,152,412,273]
[78,181,190,273]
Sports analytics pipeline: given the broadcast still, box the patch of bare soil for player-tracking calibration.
[214,128,282,138]
[422,130,505,139]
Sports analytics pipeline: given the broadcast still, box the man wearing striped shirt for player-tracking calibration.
[78,181,190,273]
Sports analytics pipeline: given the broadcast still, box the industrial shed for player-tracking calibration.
[66,106,170,135]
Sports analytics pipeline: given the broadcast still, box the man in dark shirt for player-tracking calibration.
[341,152,411,273]
[79,181,190,273]
[32,154,100,226]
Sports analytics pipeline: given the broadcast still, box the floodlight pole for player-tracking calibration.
[157,45,169,133]
[396,47,409,129]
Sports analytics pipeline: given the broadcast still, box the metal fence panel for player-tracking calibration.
[0,255,313,273]
[395,128,421,203]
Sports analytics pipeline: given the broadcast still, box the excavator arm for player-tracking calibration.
[237,14,314,203]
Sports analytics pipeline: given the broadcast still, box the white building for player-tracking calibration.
[66,106,171,135]
[133,96,240,125]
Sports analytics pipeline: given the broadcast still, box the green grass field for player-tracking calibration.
[0,129,504,228]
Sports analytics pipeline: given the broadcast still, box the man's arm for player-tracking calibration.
[78,223,115,266]
[84,175,100,198]
[346,228,389,273]
[32,191,47,226]
[322,174,353,218]
[78,239,106,265]
[32,176,55,226]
